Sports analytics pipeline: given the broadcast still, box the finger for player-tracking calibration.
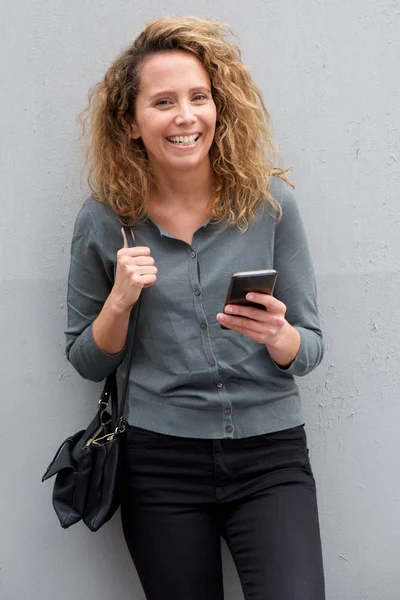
[245,293,286,314]
[129,256,155,267]
[217,313,266,333]
[228,323,267,344]
[218,311,285,334]
[129,266,158,277]
[217,314,266,341]
[138,273,157,287]
[118,246,152,258]
[224,304,270,323]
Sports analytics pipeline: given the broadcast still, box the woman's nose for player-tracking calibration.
[174,103,197,126]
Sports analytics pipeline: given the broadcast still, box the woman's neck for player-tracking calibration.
[150,161,214,211]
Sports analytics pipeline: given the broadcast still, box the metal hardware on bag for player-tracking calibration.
[85,425,104,447]
[91,431,117,445]
[90,416,126,446]
[86,424,113,447]
[85,409,113,447]
[117,417,127,434]
[90,418,126,446]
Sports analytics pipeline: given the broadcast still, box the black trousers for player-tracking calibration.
[121,424,325,600]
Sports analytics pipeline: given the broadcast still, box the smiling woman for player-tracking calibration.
[81,16,288,228]
[67,15,326,600]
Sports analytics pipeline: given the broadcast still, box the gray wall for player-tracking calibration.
[1,1,399,598]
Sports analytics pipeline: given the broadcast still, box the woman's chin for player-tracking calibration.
[155,153,211,173]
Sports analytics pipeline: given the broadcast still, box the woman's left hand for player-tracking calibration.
[216,292,287,345]
[216,292,301,367]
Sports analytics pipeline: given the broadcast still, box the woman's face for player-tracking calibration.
[130,50,217,177]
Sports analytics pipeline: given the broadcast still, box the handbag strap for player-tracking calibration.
[101,226,140,426]
[117,226,141,423]
[101,226,140,429]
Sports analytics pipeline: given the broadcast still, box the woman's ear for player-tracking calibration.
[129,121,141,140]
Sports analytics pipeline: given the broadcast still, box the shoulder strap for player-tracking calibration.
[118,226,141,422]
[102,226,140,428]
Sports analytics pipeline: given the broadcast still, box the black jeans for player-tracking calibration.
[121,424,325,600]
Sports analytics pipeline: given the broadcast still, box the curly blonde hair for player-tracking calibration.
[81,16,291,229]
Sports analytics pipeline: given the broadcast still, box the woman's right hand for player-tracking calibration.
[109,228,158,312]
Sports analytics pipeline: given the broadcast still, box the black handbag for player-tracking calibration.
[42,227,138,532]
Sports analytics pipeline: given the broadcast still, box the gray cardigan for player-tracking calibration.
[66,177,324,438]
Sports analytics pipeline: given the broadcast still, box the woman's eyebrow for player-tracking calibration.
[149,86,211,99]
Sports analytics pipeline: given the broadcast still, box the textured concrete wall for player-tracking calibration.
[1,1,399,599]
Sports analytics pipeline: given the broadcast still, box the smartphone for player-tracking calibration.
[221,269,278,328]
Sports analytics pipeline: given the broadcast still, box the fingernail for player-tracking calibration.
[246,293,254,301]
[225,306,233,314]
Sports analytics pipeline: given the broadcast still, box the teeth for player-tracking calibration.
[167,134,199,145]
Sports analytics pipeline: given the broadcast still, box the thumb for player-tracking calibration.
[121,227,135,248]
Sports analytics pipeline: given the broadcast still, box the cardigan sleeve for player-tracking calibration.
[65,200,127,381]
[271,180,324,376]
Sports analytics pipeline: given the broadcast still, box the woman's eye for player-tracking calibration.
[155,99,172,107]
[192,94,207,102]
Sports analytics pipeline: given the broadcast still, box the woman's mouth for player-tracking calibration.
[166,133,201,147]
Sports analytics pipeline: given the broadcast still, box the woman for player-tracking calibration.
[66,16,325,600]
